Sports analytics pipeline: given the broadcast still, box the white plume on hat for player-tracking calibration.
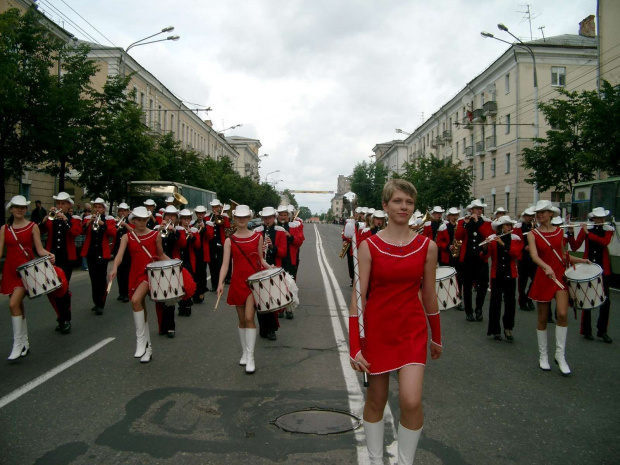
[233,205,252,217]
[6,195,30,210]
[52,192,74,205]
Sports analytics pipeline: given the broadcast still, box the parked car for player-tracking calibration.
[248,218,262,230]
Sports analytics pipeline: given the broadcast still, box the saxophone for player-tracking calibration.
[450,238,462,258]
[339,241,351,259]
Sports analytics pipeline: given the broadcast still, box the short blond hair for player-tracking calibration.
[382,179,417,205]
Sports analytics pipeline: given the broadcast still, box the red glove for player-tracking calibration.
[427,312,442,347]
[349,316,362,360]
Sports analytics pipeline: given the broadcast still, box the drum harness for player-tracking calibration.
[230,236,263,273]
[8,225,34,260]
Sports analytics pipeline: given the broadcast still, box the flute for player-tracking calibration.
[479,232,511,247]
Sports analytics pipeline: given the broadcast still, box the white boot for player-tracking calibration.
[554,325,571,376]
[245,328,257,374]
[537,329,551,371]
[133,310,147,358]
[398,423,423,465]
[8,316,25,361]
[21,318,29,357]
[238,328,248,366]
[140,321,152,363]
[363,419,384,465]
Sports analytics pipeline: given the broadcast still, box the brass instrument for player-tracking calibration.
[48,208,59,220]
[450,239,462,258]
[215,215,224,226]
[160,219,174,238]
[339,241,351,259]
[172,192,188,207]
[92,213,102,231]
[116,216,127,228]
[410,210,433,233]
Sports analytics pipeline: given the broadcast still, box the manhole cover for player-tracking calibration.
[271,407,361,435]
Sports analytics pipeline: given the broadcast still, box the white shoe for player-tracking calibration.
[21,318,29,357]
[537,329,551,371]
[8,316,25,361]
[245,328,256,374]
[363,419,384,465]
[133,310,147,358]
[397,423,422,465]
[238,328,247,366]
[140,322,152,363]
[555,325,571,376]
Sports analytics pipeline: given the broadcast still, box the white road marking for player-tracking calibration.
[314,225,398,464]
[0,338,115,410]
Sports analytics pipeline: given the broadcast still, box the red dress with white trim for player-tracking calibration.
[127,230,158,298]
[227,232,262,306]
[1,222,35,295]
[528,228,567,302]
[363,233,430,374]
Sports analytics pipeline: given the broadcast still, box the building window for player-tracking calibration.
[551,67,566,86]
[456,141,459,156]
[462,138,466,153]
[492,193,496,211]
[491,158,496,177]
[551,191,565,202]
[505,153,511,174]
[505,73,510,94]
[505,192,510,210]
[480,161,485,180]
[163,110,168,131]
[505,114,511,134]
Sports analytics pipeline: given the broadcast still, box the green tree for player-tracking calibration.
[298,206,312,220]
[349,161,389,208]
[155,133,204,187]
[522,81,620,194]
[396,156,473,210]
[281,189,298,208]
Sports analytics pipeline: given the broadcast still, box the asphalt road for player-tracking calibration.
[0,224,619,465]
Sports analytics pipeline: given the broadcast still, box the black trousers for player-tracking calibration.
[87,256,109,308]
[517,256,536,306]
[117,252,131,298]
[257,312,278,336]
[581,275,611,336]
[461,257,489,314]
[52,258,73,322]
[209,244,223,290]
[194,257,208,297]
[156,303,176,332]
[488,276,516,335]
[347,252,354,281]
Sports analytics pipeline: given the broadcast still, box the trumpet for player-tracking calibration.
[48,208,59,220]
[92,213,102,231]
[160,219,174,238]
[339,241,351,259]
[116,216,127,228]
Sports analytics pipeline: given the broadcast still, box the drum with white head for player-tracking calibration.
[146,259,185,304]
[564,263,605,310]
[247,267,294,313]
[17,256,61,299]
[435,266,460,310]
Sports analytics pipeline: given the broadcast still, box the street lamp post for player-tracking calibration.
[264,170,280,183]
[218,124,243,134]
[481,24,539,203]
[121,27,180,75]
[395,128,412,136]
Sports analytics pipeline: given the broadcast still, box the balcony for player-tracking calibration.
[462,116,473,130]
[472,108,484,123]
[483,101,498,117]
[485,135,497,152]
[464,146,474,159]
[442,130,452,142]
[475,140,485,156]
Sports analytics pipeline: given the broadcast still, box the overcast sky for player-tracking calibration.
[37,0,594,213]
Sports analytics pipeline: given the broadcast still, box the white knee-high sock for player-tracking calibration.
[398,422,422,465]
[363,419,384,465]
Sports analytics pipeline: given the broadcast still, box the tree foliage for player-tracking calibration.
[280,189,298,208]
[395,156,473,210]
[298,206,312,220]
[349,161,389,208]
[522,82,620,194]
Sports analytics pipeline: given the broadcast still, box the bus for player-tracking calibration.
[570,176,620,274]
[127,181,217,211]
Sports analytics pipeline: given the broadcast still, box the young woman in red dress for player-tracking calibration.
[216,205,270,374]
[1,196,56,361]
[109,206,169,363]
[527,200,589,376]
[350,180,442,465]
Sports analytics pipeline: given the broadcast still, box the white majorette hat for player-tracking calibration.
[233,205,252,217]
[408,216,417,226]
[223,204,231,211]
[277,205,289,214]
[210,199,222,207]
[414,210,423,218]
[260,206,276,217]
[144,199,156,206]
[470,199,487,208]
[494,207,507,214]
[118,203,130,210]
[6,195,30,209]
[367,208,376,215]
[447,207,460,215]
[522,207,535,216]
[361,207,368,214]
[533,200,554,212]
[431,206,445,214]
[92,197,106,206]
[493,215,517,229]
[131,206,150,218]
[355,207,362,214]
[165,197,175,203]
[179,209,192,217]
[551,216,564,226]
[194,205,207,213]
[373,210,386,219]
[288,205,295,213]
[53,192,74,205]
[164,205,179,215]
[550,206,561,218]
[590,206,610,218]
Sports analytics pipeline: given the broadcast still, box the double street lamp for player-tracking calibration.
[126,26,180,53]
[481,23,539,203]
[264,170,280,183]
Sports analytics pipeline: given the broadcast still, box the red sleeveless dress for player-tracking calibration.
[363,233,430,374]
[528,228,567,302]
[227,233,262,306]
[1,223,36,295]
[127,230,158,298]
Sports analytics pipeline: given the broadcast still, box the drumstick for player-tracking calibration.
[214,293,222,311]
[550,276,565,290]
[102,278,114,306]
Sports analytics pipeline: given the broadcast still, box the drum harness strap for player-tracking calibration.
[8,225,34,260]
[230,236,263,272]
[532,229,568,269]
[128,230,156,261]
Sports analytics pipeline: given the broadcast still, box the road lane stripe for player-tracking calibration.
[0,337,115,410]
[314,225,398,464]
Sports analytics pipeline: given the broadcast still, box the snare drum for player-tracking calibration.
[146,259,185,304]
[435,266,460,310]
[247,267,294,313]
[564,263,605,310]
[17,256,62,299]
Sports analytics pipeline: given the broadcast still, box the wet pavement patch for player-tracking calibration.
[272,407,361,435]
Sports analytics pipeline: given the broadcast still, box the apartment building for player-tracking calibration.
[336,175,351,195]
[374,19,598,216]
[598,0,620,88]
[225,136,261,181]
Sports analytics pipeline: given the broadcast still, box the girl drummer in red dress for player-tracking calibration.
[350,180,441,465]
[527,200,589,376]
[216,205,270,374]
[0,196,55,361]
[108,206,169,364]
